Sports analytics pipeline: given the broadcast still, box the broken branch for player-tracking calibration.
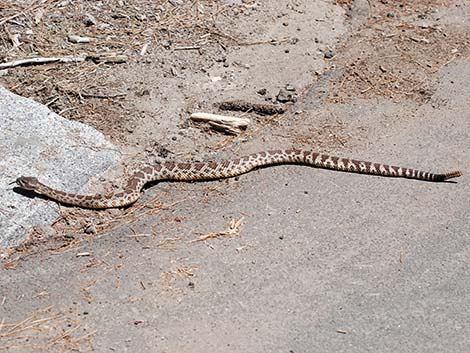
[0,56,86,69]
[190,112,250,135]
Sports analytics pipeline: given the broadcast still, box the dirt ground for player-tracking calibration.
[1,0,470,352]
[2,0,468,153]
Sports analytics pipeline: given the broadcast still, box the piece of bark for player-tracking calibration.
[217,99,285,115]
[87,53,128,64]
[190,112,250,135]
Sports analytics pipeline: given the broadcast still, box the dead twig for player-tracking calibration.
[190,112,250,135]
[0,56,86,69]
[0,52,129,70]
[192,217,244,242]
[173,46,201,50]
[76,252,91,257]
[47,324,81,346]
[0,13,22,26]
[68,35,95,43]
[87,53,128,64]
[80,91,127,99]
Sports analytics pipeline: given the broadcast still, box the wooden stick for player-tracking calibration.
[207,121,241,135]
[190,112,250,128]
[190,112,250,135]
[68,35,94,43]
[0,56,86,69]
[0,52,128,69]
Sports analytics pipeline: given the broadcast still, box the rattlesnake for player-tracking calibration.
[15,149,462,209]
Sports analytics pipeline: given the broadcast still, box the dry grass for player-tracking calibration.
[329,0,470,103]
[0,0,232,59]
[0,306,95,352]
[0,0,237,139]
[192,216,244,242]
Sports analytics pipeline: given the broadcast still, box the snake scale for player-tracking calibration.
[15,149,462,209]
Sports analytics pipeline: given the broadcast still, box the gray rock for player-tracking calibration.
[83,13,98,26]
[0,87,120,249]
[84,223,97,234]
[276,87,297,103]
[257,88,267,95]
[168,0,184,6]
[32,225,57,242]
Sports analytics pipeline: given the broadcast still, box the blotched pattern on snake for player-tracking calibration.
[15,149,462,209]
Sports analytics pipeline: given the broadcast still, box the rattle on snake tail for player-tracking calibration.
[15,149,462,209]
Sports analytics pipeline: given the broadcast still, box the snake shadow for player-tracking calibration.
[12,186,53,202]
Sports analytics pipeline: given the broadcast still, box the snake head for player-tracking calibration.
[15,176,40,191]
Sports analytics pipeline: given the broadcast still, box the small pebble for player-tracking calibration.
[285,84,295,92]
[84,224,97,234]
[324,51,335,59]
[289,37,299,45]
[276,88,297,103]
[83,13,97,26]
[169,0,183,6]
[57,0,72,7]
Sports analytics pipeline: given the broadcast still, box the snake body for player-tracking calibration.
[15,149,462,209]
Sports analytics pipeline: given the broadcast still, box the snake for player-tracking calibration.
[15,149,462,209]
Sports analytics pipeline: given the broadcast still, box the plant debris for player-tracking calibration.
[193,217,244,242]
[217,99,286,115]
